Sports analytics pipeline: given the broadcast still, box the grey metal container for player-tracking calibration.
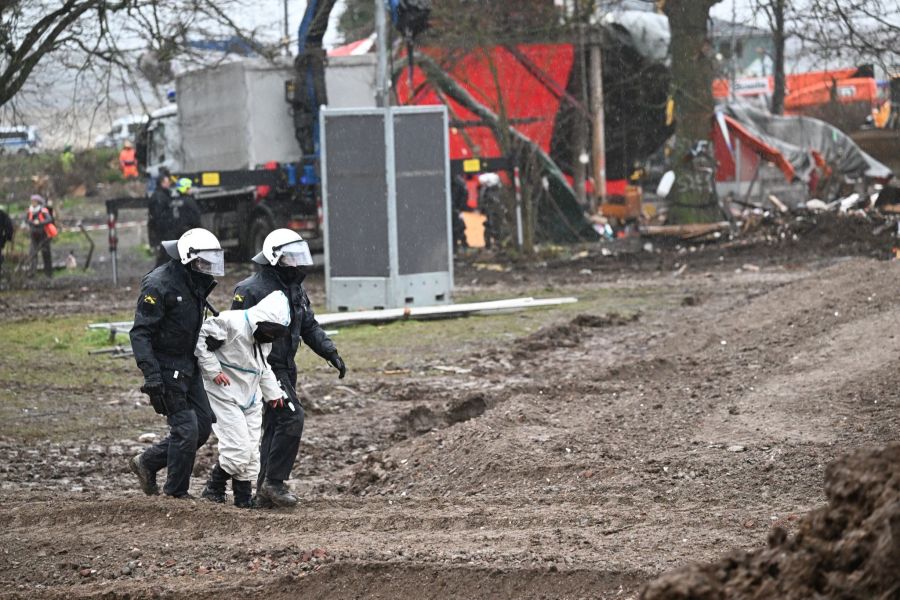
[321,105,453,311]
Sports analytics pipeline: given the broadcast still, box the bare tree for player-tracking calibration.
[752,0,788,114]
[0,0,280,141]
[796,0,900,71]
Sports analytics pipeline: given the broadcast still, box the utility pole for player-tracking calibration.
[589,35,606,214]
[375,0,389,107]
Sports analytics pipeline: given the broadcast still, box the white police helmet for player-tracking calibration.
[251,228,312,267]
[161,228,225,276]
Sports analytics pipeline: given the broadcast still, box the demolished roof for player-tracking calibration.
[723,103,893,182]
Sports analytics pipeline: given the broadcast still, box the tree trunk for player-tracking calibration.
[663,0,722,224]
[770,0,786,115]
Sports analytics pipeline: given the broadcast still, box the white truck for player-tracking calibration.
[138,55,376,257]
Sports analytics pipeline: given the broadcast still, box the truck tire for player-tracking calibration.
[246,215,274,261]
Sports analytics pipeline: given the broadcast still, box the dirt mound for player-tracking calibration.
[516,312,639,352]
[398,394,490,436]
[640,443,900,600]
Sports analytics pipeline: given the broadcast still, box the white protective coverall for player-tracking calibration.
[194,290,290,482]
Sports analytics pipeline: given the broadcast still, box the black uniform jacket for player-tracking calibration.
[231,266,335,374]
[130,260,214,384]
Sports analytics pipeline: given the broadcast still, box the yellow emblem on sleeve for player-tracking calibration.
[143,295,157,305]
[233,293,244,303]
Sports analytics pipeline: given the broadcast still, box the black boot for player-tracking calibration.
[129,454,159,496]
[258,479,298,507]
[200,462,230,503]
[233,480,252,509]
[251,494,274,509]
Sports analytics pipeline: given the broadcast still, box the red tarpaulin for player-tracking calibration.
[395,44,575,161]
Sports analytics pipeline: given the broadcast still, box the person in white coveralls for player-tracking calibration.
[194,290,292,507]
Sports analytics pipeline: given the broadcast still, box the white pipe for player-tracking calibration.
[88,297,579,331]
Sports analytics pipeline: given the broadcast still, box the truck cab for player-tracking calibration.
[94,115,148,149]
[142,105,181,179]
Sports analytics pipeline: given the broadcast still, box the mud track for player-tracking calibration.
[2,236,899,598]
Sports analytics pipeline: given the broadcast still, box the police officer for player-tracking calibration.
[147,168,173,266]
[148,173,202,267]
[451,175,469,252]
[129,228,224,499]
[231,229,346,507]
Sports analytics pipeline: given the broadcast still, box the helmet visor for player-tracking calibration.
[277,240,313,267]
[192,249,225,276]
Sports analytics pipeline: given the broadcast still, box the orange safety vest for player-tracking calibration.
[27,206,57,238]
[119,147,138,179]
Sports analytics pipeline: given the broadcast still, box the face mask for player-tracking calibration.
[253,321,288,344]
[189,266,215,289]
[274,264,305,284]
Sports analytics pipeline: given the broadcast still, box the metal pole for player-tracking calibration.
[589,41,606,214]
[514,166,524,249]
[384,106,399,306]
[375,0,389,107]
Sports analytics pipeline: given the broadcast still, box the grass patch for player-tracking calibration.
[0,313,148,442]
[0,313,137,389]
[297,284,675,374]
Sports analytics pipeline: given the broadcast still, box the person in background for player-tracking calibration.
[148,171,201,267]
[25,194,56,277]
[0,204,13,284]
[148,168,173,266]
[451,174,469,252]
[60,145,75,174]
[119,140,139,179]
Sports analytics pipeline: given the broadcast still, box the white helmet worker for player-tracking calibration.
[161,228,225,276]
[252,228,313,267]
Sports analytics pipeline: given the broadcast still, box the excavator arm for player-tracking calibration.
[291,0,432,158]
[292,0,340,157]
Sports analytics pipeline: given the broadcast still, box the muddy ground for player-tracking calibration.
[1,215,899,599]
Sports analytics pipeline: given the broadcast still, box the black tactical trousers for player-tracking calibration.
[142,373,214,496]
[257,369,305,487]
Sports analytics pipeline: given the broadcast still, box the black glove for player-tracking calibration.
[327,353,346,379]
[140,380,167,415]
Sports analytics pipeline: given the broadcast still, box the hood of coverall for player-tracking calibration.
[245,290,291,335]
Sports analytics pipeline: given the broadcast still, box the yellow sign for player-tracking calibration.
[201,172,221,186]
[462,158,481,173]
